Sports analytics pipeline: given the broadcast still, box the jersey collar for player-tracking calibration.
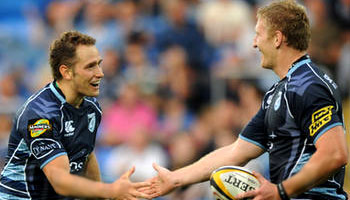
[287,54,311,78]
[49,81,66,104]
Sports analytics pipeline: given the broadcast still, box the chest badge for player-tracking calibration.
[274,91,282,111]
[64,120,75,136]
[88,113,96,133]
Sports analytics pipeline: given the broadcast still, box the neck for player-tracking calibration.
[56,80,83,108]
[274,49,307,79]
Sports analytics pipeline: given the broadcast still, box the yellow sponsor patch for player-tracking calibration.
[309,106,333,136]
[28,119,52,138]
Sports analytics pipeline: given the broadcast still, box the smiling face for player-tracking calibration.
[71,45,104,98]
[253,18,276,70]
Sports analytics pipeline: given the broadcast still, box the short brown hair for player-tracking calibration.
[257,0,311,51]
[49,31,96,80]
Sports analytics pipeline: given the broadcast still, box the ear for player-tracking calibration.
[59,65,73,80]
[274,30,283,49]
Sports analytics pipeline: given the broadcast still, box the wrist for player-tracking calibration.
[102,182,115,199]
[277,182,290,200]
[172,171,183,188]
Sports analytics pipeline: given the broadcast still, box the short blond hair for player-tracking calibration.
[257,0,311,51]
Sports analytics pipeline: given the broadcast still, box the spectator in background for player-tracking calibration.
[165,132,211,200]
[98,48,124,109]
[98,83,165,183]
[157,45,209,112]
[305,0,342,78]
[155,0,213,70]
[0,73,25,114]
[327,0,350,30]
[122,36,160,96]
[198,0,261,77]
[45,1,81,37]
[158,97,195,143]
[104,124,168,183]
[336,32,350,98]
[0,113,11,170]
[326,0,350,98]
[78,0,123,51]
[100,83,158,146]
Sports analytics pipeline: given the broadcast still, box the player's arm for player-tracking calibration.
[43,155,151,199]
[150,138,265,197]
[84,152,101,181]
[282,125,348,197]
[281,84,349,197]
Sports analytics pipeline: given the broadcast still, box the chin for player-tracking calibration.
[262,65,272,70]
[261,61,272,70]
[86,91,100,97]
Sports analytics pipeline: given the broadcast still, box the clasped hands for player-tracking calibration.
[128,163,281,200]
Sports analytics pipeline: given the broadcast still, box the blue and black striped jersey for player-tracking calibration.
[240,55,347,200]
[0,82,102,199]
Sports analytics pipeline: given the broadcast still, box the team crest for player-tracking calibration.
[28,119,52,138]
[88,113,96,133]
[274,91,282,111]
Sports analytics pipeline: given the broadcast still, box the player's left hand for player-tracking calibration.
[236,171,281,200]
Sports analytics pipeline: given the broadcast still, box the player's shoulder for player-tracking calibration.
[287,61,337,96]
[84,97,102,114]
[16,83,62,121]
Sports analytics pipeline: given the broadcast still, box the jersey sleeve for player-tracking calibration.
[18,108,67,169]
[291,83,343,144]
[239,107,268,151]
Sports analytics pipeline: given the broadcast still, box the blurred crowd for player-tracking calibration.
[0,0,349,199]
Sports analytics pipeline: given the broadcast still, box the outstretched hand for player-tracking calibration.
[236,171,280,200]
[148,163,178,198]
[112,166,152,200]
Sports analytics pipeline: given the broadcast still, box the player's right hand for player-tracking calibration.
[112,166,152,200]
[149,163,177,198]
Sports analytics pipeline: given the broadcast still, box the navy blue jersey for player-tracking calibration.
[240,55,347,200]
[0,82,102,199]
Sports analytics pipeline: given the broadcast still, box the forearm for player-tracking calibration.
[49,167,113,198]
[84,153,102,181]
[282,127,348,197]
[172,139,264,187]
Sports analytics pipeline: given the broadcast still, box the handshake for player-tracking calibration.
[112,163,176,200]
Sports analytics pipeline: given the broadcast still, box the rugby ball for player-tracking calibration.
[210,166,260,200]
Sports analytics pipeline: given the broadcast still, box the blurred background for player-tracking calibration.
[0,0,349,199]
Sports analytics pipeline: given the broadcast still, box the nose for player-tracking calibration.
[96,65,104,78]
[253,37,257,48]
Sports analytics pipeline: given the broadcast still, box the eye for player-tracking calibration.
[86,63,96,69]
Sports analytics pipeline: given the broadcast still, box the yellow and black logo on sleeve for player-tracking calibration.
[28,119,52,138]
[309,106,333,136]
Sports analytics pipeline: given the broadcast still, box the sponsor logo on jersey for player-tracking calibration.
[309,105,333,136]
[323,74,338,89]
[64,120,75,136]
[30,138,61,159]
[28,119,52,138]
[88,112,96,133]
[70,161,84,172]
